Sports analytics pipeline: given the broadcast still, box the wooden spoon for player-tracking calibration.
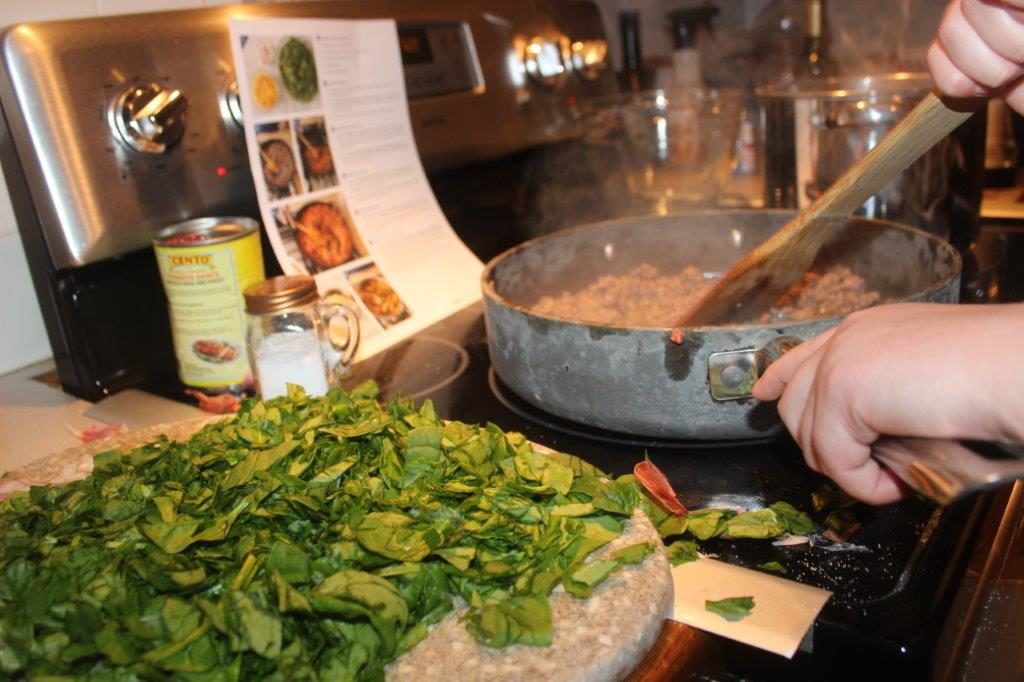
[259,149,280,176]
[677,92,984,327]
[283,210,317,240]
[297,132,316,151]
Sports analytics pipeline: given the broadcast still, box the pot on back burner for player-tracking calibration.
[758,73,986,256]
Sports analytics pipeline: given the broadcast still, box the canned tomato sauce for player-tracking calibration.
[154,217,265,392]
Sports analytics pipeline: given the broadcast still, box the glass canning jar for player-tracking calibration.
[244,275,360,400]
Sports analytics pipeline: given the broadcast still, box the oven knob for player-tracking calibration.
[109,83,188,153]
[570,39,609,81]
[523,37,566,89]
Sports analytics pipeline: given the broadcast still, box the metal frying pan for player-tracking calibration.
[481,210,961,440]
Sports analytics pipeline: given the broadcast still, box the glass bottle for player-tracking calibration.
[244,275,359,400]
[619,10,644,94]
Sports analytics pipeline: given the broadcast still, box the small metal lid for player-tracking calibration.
[154,216,259,246]
[755,72,932,100]
[244,275,318,314]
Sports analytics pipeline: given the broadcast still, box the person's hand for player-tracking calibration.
[927,0,1024,113]
[753,303,1024,504]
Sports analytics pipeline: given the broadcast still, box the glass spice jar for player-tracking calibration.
[244,275,360,400]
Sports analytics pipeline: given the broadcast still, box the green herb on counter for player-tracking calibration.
[684,508,736,540]
[769,501,816,536]
[723,508,788,539]
[758,561,787,575]
[665,539,700,566]
[705,596,755,622]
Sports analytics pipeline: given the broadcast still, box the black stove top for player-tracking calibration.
[342,303,987,680]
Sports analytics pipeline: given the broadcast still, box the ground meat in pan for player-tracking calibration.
[763,267,880,322]
[530,264,881,326]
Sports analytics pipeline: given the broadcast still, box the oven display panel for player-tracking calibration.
[397,22,482,99]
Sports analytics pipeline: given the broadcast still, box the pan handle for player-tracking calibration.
[707,336,802,401]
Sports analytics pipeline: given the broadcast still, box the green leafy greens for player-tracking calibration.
[0,382,817,679]
[665,539,700,566]
[0,383,659,679]
[705,596,755,622]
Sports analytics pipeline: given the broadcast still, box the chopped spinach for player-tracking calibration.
[613,542,655,566]
[0,382,817,678]
[665,539,700,566]
[758,561,787,575]
[705,596,755,622]
[684,508,735,540]
[724,509,787,539]
[0,383,654,679]
[769,501,816,536]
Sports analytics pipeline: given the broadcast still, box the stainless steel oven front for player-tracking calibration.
[0,0,616,400]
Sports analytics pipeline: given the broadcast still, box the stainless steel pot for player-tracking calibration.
[757,73,985,246]
[482,211,961,440]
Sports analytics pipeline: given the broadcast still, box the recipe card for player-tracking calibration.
[228,18,482,360]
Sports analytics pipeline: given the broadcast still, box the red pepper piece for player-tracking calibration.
[634,459,687,516]
[185,389,240,414]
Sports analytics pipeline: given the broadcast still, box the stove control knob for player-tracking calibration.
[109,83,188,153]
[523,37,566,89]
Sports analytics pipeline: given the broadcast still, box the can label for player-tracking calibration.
[154,219,264,390]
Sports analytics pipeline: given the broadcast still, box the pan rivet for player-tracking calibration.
[720,364,746,388]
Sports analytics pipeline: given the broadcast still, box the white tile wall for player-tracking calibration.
[0,233,49,372]
[0,0,219,375]
[95,0,218,16]
[0,0,96,25]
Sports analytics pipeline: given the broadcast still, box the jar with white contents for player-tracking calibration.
[244,276,360,400]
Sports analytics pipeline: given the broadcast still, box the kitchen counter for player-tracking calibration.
[0,359,204,473]
[0,360,103,471]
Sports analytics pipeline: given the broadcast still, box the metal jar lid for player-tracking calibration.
[244,275,319,314]
[154,216,259,247]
